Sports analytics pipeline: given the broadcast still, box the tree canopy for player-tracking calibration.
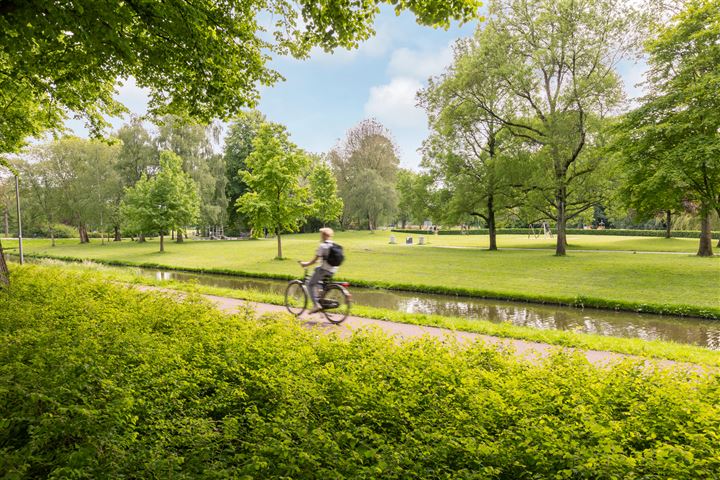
[330,119,400,229]
[434,0,641,255]
[612,0,720,256]
[0,0,481,157]
[236,122,311,258]
[420,36,529,249]
[121,151,200,252]
[224,110,267,233]
[309,162,344,227]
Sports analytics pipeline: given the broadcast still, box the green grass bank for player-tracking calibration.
[19,260,720,366]
[2,265,719,478]
[8,231,720,318]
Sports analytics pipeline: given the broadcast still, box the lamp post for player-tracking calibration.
[14,174,23,264]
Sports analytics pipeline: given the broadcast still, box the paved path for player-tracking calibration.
[130,284,713,372]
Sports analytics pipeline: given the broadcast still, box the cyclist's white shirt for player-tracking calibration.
[316,240,338,274]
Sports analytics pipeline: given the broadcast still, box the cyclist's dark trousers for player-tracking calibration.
[307,267,333,307]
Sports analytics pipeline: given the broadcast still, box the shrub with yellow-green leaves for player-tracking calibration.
[1,265,718,479]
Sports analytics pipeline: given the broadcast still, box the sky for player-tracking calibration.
[65,6,648,170]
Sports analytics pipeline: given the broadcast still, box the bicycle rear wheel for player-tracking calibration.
[321,284,351,324]
[285,280,308,316]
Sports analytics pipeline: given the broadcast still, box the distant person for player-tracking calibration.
[299,228,343,313]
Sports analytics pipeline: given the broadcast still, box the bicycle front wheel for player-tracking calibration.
[285,280,308,316]
[321,284,351,324]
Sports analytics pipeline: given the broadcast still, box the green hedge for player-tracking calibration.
[1,265,719,478]
[392,228,719,239]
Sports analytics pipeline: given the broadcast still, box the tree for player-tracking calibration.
[610,143,685,239]
[155,115,227,237]
[39,137,121,243]
[0,172,13,285]
[122,151,200,252]
[455,0,641,255]
[0,176,13,237]
[330,119,400,229]
[309,162,344,227]
[0,0,480,156]
[396,169,428,228]
[115,118,158,241]
[613,0,719,256]
[345,169,398,231]
[14,159,62,246]
[236,123,311,259]
[224,110,267,234]
[0,0,481,280]
[420,37,530,250]
[115,118,157,185]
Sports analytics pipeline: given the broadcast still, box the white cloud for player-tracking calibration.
[364,76,425,129]
[387,43,454,80]
[362,42,456,167]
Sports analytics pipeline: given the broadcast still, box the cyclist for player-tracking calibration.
[298,227,339,313]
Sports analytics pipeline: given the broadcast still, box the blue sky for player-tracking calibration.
[66,6,647,170]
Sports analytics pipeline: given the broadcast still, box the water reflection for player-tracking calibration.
[147,269,720,350]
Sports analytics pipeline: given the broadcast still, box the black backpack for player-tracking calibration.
[326,243,345,267]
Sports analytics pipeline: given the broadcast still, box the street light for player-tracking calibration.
[14,174,23,264]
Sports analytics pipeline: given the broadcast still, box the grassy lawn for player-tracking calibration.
[8,231,719,315]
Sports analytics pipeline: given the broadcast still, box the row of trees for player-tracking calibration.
[404,0,718,257]
[2,116,227,245]
[1,114,348,257]
[0,0,480,284]
[2,0,716,259]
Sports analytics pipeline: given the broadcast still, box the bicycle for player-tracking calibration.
[284,268,352,324]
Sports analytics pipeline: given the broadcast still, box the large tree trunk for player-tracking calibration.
[138,233,146,243]
[160,234,165,252]
[114,225,121,242]
[555,189,567,256]
[0,237,9,286]
[665,210,672,238]
[276,228,282,259]
[78,224,90,243]
[171,229,175,240]
[176,228,184,243]
[3,208,8,236]
[487,194,497,251]
[697,206,713,257]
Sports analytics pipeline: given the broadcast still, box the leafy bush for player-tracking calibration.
[1,265,719,478]
[25,223,78,238]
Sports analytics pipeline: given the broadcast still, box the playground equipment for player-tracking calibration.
[528,221,554,239]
